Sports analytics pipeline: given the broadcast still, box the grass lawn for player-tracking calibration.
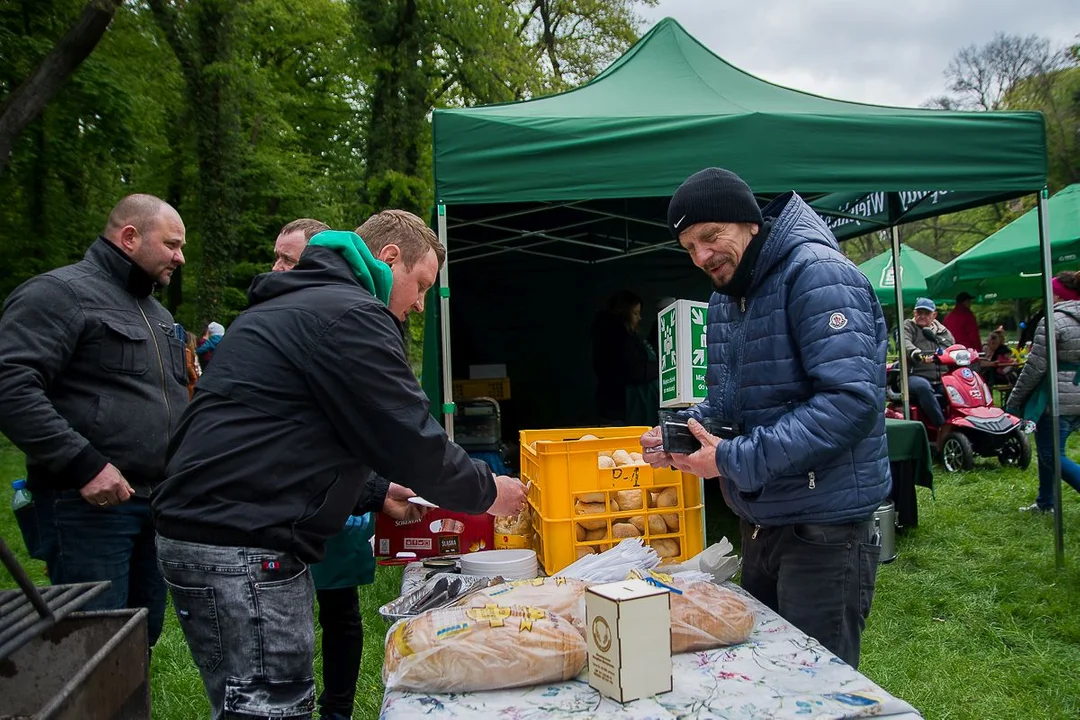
[3,434,1079,719]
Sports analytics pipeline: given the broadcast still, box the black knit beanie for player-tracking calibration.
[667,168,764,239]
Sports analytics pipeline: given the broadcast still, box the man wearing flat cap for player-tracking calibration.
[642,167,891,668]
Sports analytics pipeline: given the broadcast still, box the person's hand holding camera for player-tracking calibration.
[639,425,673,468]
[669,419,722,479]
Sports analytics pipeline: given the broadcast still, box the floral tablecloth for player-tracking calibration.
[380,563,922,720]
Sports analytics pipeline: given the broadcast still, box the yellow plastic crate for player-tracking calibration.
[452,377,510,401]
[519,426,705,575]
[529,482,705,576]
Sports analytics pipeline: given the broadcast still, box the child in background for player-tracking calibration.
[309,513,377,720]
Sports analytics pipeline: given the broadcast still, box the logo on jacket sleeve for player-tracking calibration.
[828,312,848,330]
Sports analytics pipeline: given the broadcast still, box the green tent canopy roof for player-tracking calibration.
[926,184,1080,301]
[857,245,946,307]
[433,18,1046,208]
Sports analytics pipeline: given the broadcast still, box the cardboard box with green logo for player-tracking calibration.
[657,299,709,408]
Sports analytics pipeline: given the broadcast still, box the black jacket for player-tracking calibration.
[0,238,188,494]
[152,247,496,562]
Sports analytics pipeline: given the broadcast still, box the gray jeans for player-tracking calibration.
[156,536,316,719]
[739,518,880,669]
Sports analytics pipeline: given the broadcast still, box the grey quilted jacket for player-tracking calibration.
[1006,301,1080,418]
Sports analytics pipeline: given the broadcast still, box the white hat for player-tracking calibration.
[207,322,225,337]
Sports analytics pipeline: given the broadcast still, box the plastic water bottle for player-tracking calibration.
[11,478,32,511]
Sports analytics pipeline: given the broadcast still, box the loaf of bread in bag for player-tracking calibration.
[383,604,586,692]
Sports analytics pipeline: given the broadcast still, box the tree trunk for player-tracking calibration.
[0,0,126,177]
[149,0,241,325]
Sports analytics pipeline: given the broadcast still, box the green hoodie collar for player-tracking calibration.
[308,230,393,305]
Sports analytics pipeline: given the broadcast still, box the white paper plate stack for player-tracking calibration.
[459,549,538,580]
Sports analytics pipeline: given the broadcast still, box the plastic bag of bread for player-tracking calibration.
[457,577,589,632]
[383,604,587,692]
[669,578,755,652]
[494,505,531,536]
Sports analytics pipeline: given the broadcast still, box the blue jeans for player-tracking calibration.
[1033,414,1080,509]
[34,491,166,646]
[908,375,945,427]
[157,536,316,720]
[740,518,880,669]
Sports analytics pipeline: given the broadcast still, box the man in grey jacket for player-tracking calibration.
[0,194,189,646]
[901,297,954,427]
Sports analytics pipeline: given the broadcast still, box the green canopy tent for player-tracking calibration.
[857,246,946,307]
[925,184,1080,301]
[420,17,1061,561]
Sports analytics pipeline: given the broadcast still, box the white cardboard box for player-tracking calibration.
[657,299,709,407]
[468,363,507,379]
[585,579,672,703]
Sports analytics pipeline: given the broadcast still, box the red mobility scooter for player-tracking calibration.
[886,343,1032,472]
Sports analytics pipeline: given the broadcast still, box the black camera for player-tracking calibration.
[658,410,742,455]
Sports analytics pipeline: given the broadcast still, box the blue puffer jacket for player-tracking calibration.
[691,192,891,526]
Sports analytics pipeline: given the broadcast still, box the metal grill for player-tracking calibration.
[0,537,108,661]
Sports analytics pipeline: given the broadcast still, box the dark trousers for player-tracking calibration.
[908,375,945,427]
[739,518,880,668]
[35,491,166,646]
[157,536,315,720]
[316,587,364,720]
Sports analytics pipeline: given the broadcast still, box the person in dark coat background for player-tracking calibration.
[591,290,659,426]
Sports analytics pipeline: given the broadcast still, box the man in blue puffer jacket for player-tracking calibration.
[642,168,891,668]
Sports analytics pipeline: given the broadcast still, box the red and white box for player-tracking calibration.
[375,510,494,558]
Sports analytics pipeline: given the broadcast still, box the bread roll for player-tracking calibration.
[651,538,680,558]
[669,580,755,652]
[629,451,644,464]
[611,522,641,538]
[575,524,587,542]
[597,449,613,458]
[584,527,607,541]
[655,487,679,508]
[383,605,587,692]
[574,501,607,530]
[576,546,596,559]
[578,434,600,441]
[647,515,667,535]
[610,498,620,512]
[661,512,681,532]
[614,489,643,510]
[598,455,616,469]
[611,449,633,466]
[629,515,646,533]
[577,492,606,504]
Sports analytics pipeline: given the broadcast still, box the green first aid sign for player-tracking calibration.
[658,299,709,407]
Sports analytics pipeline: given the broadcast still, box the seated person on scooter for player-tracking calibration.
[902,297,955,426]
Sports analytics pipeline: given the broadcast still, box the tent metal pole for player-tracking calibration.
[891,226,911,420]
[437,204,455,440]
[447,202,580,229]
[1036,189,1064,567]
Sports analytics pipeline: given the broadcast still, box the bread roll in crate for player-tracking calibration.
[519,426,704,575]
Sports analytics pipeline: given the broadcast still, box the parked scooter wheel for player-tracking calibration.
[941,432,974,472]
[998,428,1032,469]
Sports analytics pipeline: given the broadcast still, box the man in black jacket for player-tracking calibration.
[152,210,526,719]
[0,194,189,646]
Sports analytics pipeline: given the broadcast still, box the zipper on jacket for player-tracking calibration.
[808,471,816,490]
[138,302,172,432]
[740,297,746,313]
[751,525,760,540]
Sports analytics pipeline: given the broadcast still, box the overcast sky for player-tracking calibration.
[641,1,1080,107]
